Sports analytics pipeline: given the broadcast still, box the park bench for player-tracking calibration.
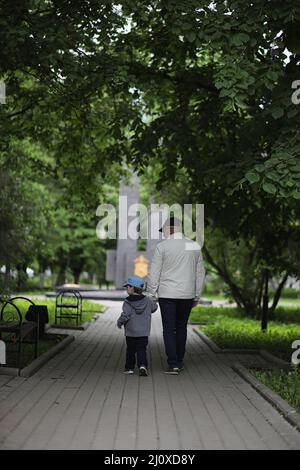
[55,290,82,326]
[0,297,39,368]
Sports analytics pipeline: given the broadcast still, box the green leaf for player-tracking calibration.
[264,160,275,168]
[219,88,230,98]
[245,172,260,184]
[235,98,248,110]
[262,182,277,194]
[215,81,225,90]
[254,165,265,173]
[266,172,281,182]
[290,164,300,172]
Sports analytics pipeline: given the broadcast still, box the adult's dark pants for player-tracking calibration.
[159,298,194,368]
[125,336,148,370]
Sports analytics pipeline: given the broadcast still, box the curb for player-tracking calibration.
[193,327,222,353]
[192,327,291,367]
[233,363,300,433]
[0,334,75,378]
[0,367,19,377]
[259,350,290,369]
[20,334,75,377]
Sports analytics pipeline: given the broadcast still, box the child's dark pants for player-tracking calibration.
[125,336,148,369]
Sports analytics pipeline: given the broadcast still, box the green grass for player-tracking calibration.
[190,306,241,323]
[190,306,300,361]
[253,368,300,413]
[0,298,105,326]
[10,290,48,297]
[201,293,227,300]
[278,298,300,307]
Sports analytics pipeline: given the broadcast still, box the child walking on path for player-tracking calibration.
[117,276,158,376]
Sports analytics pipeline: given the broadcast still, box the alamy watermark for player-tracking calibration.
[96,199,204,249]
[0,80,6,104]
[291,340,300,365]
[291,80,300,105]
[0,340,6,365]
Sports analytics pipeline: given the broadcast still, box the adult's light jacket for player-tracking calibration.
[147,232,206,300]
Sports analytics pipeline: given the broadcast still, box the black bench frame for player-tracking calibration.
[55,290,82,326]
[0,297,39,369]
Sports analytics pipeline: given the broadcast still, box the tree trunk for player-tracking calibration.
[39,271,45,289]
[16,263,27,292]
[203,246,260,318]
[72,268,81,285]
[256,269,265,314]
[38,258,48,290]
[4,263,11,288]
[269,272,289,318]
[261,268,269,332]
[55,262,67,287]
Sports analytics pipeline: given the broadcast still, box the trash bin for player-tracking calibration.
[25,305,49,339]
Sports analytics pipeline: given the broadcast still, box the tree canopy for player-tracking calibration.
[1,1,300,319]
[1,0,300,199]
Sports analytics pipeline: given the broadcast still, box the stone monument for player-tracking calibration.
[105,173,163,289]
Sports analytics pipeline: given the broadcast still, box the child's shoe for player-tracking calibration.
[124,369,134,375]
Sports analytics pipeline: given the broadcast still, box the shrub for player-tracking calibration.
[190,306,300,361]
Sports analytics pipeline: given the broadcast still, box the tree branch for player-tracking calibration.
[270,272,289,313]
[7,104,33,119]
[203,245,248,309]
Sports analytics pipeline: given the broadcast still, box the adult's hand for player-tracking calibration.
[192,299,199,308]
[147,293,158,302]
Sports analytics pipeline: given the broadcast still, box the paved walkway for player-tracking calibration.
[0,302,300,450]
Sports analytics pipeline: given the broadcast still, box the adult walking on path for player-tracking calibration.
[147,216,206,374]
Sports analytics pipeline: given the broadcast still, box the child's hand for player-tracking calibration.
[117,321,122,329]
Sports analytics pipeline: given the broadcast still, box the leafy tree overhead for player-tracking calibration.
[1,1,300,320]
[1,0,299,199]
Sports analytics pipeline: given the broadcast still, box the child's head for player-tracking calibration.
[127,285,143,295]
[124,276,145,295]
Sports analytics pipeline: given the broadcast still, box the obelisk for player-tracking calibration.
[115,172,140,289]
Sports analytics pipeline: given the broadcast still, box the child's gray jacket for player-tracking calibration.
[117,294,158,337]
